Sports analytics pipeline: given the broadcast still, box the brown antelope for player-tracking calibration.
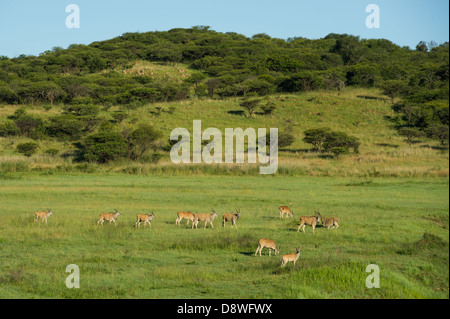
[192,209,218,229]
[135,212,155,228]
[34,209,53,224]
[222,209,240,229]
[255,238,280,256]
[297,212,322,233]
[176,211,195,226]
[97,209,121,226]
[281,247,301,268]
[316,211,339,229]
[279,206,293,219]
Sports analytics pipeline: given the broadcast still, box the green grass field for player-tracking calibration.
[0,173,448,299]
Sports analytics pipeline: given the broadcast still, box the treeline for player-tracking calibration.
[0,26,448,106]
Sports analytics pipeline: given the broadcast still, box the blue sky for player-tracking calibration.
[0,0,448,57]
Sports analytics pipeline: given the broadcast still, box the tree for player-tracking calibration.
[426,125,449,146]
[323,131,360,154]
[63,104,100,117]
[186,72,207,89]
[46,114,85,141]
[14,113,45,137]
[83,131,128,163]
[240,98,261,117]
[303,128,332,152]
[194,83,208,98]
[128,124,163,160]
[277,132,296,149]
[205,78,221,99]
[398,127,424,146]
[380,80,408,103]
[416,41,428,52]
[0,120,20,137]
[278,71,324,92]
[331,34,366,65]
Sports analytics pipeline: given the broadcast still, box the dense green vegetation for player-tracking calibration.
[1,27,448,106]
[0,27,448,167]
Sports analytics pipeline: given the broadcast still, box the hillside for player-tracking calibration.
[0,86,448,177]
[0,27,448,176]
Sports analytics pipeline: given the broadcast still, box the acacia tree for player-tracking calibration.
[380,80,408,103]
[205,78,221,99]
[427,125,449,146]
[240,98,261,117]
[398,127,424,146]
[303,128,332,152]
[128,124,163,160]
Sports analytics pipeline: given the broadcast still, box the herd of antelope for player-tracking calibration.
[33,206,338,268]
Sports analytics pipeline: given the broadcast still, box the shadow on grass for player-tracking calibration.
[375,143,399,148]
[227,110,245,116]
[357,95,388,101]
[421,144,449,151]
[239,251,255,257]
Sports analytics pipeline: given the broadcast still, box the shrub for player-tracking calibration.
[62,104,100,117]
[14,114,45,137]
[83,131,127,163]
[46,114,85,140]
[0,120,20,137]
[304,128,360,155]
[323,131,360,154]
[426,125,449,146]
[277,132,296,149]
[112,111,128,123]
[261,102,276,115]
[16,142,39,157]
[331,146,348,159]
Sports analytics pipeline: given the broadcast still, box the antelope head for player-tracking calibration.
[315,210,322,223]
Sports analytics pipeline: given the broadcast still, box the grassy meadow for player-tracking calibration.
[0,85,448,299]
[0,173,448,299]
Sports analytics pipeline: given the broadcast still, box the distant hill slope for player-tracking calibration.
[0,27,448,176]
[0,27,448,107]
[0,88,448,177]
